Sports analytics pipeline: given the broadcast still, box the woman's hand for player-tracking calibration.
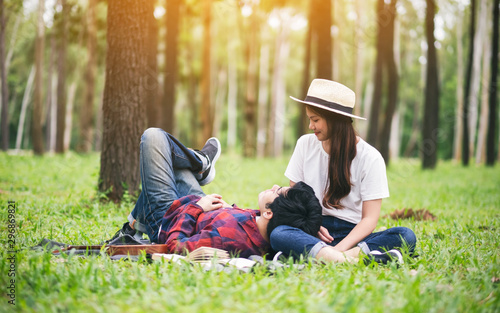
[196,194,225,212]
[318,226,334,243]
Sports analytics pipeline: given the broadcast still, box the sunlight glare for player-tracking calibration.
[154,6,166,19]
[241,4,253,17]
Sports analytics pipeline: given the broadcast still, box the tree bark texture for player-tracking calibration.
[486,0,499,165]
[98,0,149,202]
[32,0,45,155]
[422,0,440,169]
[162,0,180,133]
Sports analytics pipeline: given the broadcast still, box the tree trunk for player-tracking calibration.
[78,0,97,152]
[212,68,227,139]
[45,34,56,152]
[32,0,45,155]
[313,0,332,80]
[16,66,35,151]
[468,0,488,159]
[144,0,159,129]
[163,0,180,133]
[353,0,365,122]
[257,42,270,158]
[0,0,8,150]
[422,0,440,169]
[243,9,259,158]
[462,0,476,166]
[98,0,149,202]
[486,0,499,165]
[55,0,68,154]
[226,40,237,151]
[378,0,398,163]
[269,19,290,157]
[453,6,464,162]
[367,0,385,148]
[186,40,198,147]
[200,0,213,141]
[475,33,490,164]
[63,81,76,151]
[298,1,313,138]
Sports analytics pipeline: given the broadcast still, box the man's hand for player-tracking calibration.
[318,226,334,243]
[196,194,225,212]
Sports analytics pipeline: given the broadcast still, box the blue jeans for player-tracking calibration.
[270,215,417,258]
[129,128,205,242]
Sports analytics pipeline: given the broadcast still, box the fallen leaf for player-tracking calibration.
[492,277,500,283]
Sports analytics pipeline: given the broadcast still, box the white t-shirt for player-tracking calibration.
[285,134,389,224]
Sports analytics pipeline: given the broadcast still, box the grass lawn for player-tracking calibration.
[0,152,499,312]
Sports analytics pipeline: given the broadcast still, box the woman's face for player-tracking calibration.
[306,107,329,142]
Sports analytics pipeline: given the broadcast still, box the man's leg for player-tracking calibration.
[130,128,206,242]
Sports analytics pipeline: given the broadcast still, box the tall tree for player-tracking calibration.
[78,0,97,152]
[453,5,464,162]
[55,0,69,153]
[313,0,332,79]
[422,0,440,169]
[144,0,159,128]
[0,0,8,150]
[486,0,499,165]
[367,0,398,164]
[378,0,399,163]
[297,0,313,138]
[98,0,149,202]
[462,0,476,166]
[200,0,213,142]
[163,0,180,132]
[32,0,45,155]
[242,5,259,157]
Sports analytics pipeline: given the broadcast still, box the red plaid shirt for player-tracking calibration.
[158,195,270,258]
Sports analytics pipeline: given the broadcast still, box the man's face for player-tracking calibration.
[258,185,290,212]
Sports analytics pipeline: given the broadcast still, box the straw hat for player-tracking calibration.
[290,79,366,120]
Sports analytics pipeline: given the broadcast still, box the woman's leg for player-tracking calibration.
[130,128,205,242]
[361,227,417,254]
[270,225,357,263]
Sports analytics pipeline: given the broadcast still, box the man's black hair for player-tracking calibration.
[266,181,322,237]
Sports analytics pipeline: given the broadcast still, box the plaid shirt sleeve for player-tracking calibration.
[158,196,269,257]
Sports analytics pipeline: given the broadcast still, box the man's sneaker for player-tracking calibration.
[194,137,221,186]
[105,222,136,244]
[365,249,404,265]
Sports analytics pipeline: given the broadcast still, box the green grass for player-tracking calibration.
[0,152,499,313]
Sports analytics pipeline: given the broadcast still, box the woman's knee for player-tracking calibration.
[395,227,417,251]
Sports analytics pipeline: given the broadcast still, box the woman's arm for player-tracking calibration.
[331,199,382,252]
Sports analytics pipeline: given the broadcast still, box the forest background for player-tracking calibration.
[0,0,498,202]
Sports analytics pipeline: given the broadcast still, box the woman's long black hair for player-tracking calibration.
[307,105,357,209]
